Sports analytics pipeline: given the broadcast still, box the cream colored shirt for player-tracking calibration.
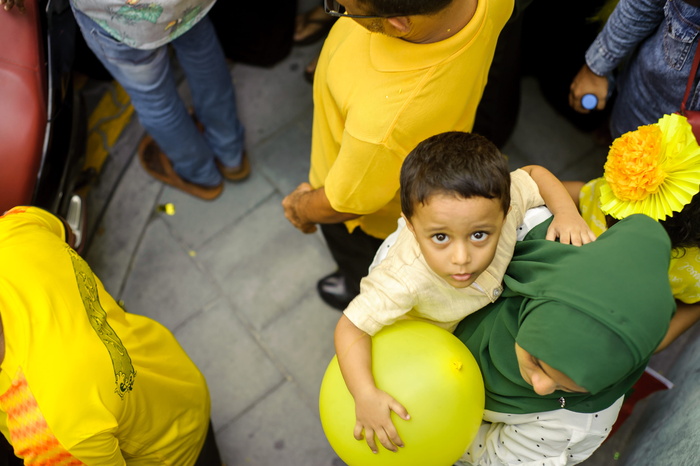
[344,169,544,336]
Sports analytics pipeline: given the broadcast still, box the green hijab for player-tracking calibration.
[454,214,675,414]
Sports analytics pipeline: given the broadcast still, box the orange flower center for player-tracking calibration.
[604,125,666,201]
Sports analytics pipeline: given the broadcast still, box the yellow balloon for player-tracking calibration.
[319,320,484,466]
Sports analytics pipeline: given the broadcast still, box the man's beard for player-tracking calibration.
[366,18,385,34]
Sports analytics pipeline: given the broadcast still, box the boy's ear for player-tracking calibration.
[387,16,411,33]
[401,213,416,234]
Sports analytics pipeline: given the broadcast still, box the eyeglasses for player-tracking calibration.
[324,0,398,19]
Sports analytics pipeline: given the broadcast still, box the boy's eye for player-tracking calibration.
[471,231,488,242]
[431,233,449,244]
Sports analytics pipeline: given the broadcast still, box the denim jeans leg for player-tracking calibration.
[171,16,245,168]
[71,8,222,186]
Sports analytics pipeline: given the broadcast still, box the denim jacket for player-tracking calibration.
[585,0,667,76]
[585,0,700,136]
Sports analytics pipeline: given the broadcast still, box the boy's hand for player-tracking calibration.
[353,386,410,454]
[546,212,596,246]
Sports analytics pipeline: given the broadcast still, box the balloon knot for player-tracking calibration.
[453,361,463,371]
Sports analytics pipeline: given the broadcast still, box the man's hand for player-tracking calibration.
[569,64,608,113]
[546,212,596,246]
[353,386,410,454]
[1,0,25,13]
[282,182,318,233]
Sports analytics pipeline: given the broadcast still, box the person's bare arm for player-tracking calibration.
[282,183,359,233]
[334,315,409,453]
[521,166,596,245]
[655,301,700,352]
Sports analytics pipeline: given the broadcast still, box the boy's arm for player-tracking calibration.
[334,315,409,453]
[562,181,585,206]
[520,166,596,246]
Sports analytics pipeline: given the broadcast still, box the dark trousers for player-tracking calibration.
[472,4,526,149]
[320,223,385,296]
[195,421,222,466]
[0,435,20,466]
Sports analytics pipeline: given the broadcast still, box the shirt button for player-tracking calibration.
[493,288,502,298]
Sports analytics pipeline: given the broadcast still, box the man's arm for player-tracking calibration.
[520,166,596,246]
[334,314,409,453]
[569,0,666,114]
[282,183,359,234]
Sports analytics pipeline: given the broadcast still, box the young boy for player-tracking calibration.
[334,131,595,455]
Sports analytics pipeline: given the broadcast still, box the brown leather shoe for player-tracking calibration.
[216,152,251,182]
[138,135,223,201]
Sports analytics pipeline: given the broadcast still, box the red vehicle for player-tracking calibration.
[0,0,87,249]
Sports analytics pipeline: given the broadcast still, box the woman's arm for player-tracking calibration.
[655,300,700,352]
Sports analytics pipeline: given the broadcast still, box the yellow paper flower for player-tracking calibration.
[600,114,700,221]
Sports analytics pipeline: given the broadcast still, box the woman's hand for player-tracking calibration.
[353,386,410,454]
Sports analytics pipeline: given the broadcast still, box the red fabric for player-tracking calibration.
[0,0,47,213]
[680,35,700,143]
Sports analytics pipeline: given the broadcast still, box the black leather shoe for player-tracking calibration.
[317,271,357,311]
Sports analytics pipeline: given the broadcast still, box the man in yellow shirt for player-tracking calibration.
[282,0,514,310]
[0,206,220,465]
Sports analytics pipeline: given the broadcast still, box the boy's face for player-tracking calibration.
[404,194,506,289]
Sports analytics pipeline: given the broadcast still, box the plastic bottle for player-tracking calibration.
[581,94,598,110]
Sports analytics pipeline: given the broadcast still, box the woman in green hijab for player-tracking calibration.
[454,213,675,465]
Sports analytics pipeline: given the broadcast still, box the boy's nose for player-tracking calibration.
[451,243,470,265]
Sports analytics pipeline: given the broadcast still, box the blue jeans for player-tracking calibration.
[586,0,700,138]
[72,8,244,186]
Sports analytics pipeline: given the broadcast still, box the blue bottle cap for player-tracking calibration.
[581,94,598,110]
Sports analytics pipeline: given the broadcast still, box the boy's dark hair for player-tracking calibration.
[357,0,452,16]
[400,131,511,219]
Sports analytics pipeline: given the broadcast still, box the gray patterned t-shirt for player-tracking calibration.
[71,0,216,49]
